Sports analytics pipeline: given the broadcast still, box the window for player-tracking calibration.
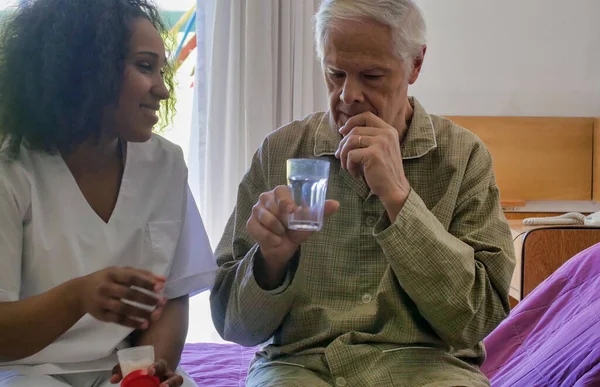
[159,1,223,344]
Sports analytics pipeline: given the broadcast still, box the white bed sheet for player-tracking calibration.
[510,228,526,301]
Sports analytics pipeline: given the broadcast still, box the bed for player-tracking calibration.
[178,227,600,386]
[180,342,258,386]
[177,116,600,385]
[482,236,600,386]
[508,221,600,304]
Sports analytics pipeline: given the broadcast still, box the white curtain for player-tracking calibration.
[188,0,328,248]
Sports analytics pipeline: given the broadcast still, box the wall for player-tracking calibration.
[411,0,600,116]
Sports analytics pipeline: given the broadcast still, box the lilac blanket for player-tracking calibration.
[181,244,600,386]
[482,243,600,386]
[180,343,258,386]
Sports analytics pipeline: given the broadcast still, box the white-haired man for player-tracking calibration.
[210,1,515,386]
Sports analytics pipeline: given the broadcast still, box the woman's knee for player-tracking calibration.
[0,374,69,387]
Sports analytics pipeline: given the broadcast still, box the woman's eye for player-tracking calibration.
[138,62,152,71]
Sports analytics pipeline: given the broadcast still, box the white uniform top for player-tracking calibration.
[0,135,217,375]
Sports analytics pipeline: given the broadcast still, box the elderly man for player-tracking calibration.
[210,0,515,386]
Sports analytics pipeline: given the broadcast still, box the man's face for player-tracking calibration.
[323,18,423,132]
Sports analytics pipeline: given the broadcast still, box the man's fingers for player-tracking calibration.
[264,197,280,217]
[338,134,374,168]
[257,207,286,236]
[324,200,340,217]
[274,186,294,211]
[275,201,296,228]
[339,112,386,135]
[257,187,295,227]
[247,217,283,247]
[347,148,370,178]
[258,192,273,206]
[273,185,292,199]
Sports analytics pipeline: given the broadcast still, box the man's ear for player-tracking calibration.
[408,45,427,85]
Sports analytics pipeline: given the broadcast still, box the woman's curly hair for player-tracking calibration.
[0,0,176,158]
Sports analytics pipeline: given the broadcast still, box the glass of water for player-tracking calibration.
[286,158,330,231]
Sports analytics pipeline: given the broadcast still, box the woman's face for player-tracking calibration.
[107,17,170,142]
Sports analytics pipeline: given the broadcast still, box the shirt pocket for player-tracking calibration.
[146,220,182,278]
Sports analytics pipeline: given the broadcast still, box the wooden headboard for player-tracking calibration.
[445,116,599,203]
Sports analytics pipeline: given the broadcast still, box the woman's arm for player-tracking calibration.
[130,295,189,371]
[0,268,166,362]
[110,295,189,386]
[0,179,84,361]
[0,279,83,362]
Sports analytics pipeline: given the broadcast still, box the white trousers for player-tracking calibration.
[0,367,197,387]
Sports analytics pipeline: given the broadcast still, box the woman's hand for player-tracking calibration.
[74,266,167,329]
[110,359,184,387]
[148,359,184,387]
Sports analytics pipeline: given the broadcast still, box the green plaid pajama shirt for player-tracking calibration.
[210,98,516,387]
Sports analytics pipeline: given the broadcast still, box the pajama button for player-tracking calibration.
[361,293,372,304]
[336,377,347,386]
[366,216,377,227]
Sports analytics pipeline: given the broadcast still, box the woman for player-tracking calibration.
[0,0,215,386]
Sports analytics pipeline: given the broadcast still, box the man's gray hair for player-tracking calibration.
[314,0,427,69]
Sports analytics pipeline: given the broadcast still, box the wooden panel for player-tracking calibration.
[594,118,600,201]
[521,228,600,298]
[446,116,594,201]
[509,296,519,309]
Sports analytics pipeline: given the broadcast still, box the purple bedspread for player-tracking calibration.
[181,343,259,386]
[482,243,600,386]
[181,243,600,386]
